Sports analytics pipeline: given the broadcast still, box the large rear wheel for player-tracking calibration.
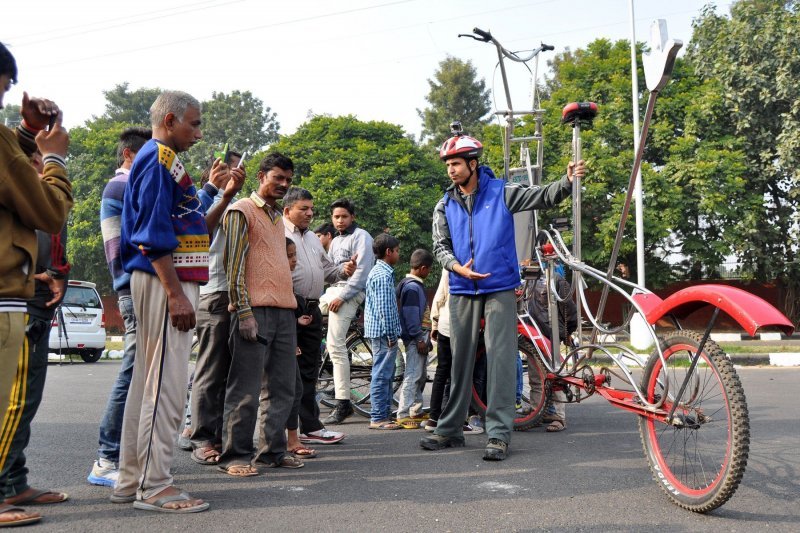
[638,331,749,512]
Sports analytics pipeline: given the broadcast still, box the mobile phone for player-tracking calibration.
[237,151,247,168]
[213,142,230,164]
[47,113,57,131]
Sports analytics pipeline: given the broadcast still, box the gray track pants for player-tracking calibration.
[434,289,518,444]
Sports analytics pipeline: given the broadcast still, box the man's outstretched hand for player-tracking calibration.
[453,259,490,280]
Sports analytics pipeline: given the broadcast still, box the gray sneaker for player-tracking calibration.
[483,438,508,461]
[419,434,465,450]
[87,458,119,487]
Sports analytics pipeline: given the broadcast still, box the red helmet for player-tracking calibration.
[439,134,483,161]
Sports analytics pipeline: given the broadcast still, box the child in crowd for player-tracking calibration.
[395,249,434,428]
[284,238,317,456]
[363,233,402,430]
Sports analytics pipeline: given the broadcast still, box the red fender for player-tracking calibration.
[517,322,552,356]
[632,284,794,336]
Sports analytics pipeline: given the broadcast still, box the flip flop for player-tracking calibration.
[0,503,41,528]
[289,446,317,458]
[132,491,209,514]
[260,455,305,469]
[4,488,69,506]
[217,464,259,477]
[395,418,421,429]
[369,421,401,430]
[546,419,566,432]
[191,446,221,465]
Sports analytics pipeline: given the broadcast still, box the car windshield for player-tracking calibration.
[63,286,101,308]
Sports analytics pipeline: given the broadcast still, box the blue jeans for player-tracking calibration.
[97,295,137,463]
[516,354,523,404]
[397,340,427,418]
[368,337,397,423]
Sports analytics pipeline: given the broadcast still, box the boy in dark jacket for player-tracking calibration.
[395,249,434,427]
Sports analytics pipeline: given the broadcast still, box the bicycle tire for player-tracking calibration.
[470,336,551,431]
[638,331,750,512]
[316,349,336,409]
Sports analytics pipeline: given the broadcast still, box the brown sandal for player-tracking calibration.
[217,464,259,477]
[0,503,41,527]
[546,419,566,432]
[4,488,68,506]
[191,446,221,465]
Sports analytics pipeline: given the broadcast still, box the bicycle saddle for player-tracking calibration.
[561,102,598,124]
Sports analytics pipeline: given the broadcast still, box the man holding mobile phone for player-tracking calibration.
[0,42,72,529]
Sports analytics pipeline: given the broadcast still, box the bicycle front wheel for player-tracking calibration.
[638,331,750,512]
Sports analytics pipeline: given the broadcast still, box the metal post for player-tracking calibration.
[572,120,582,340]
[629,0,645,288]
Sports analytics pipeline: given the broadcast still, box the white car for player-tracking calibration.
[49,280,106,363]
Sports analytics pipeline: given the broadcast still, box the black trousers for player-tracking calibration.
[291,307,324,435]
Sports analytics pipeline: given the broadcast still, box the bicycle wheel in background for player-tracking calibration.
[470,336,551,431]
[316,349,336,409]
[638,331,750,512]
[345,333,373,417]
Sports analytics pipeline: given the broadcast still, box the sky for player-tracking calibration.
[3,0,734,138]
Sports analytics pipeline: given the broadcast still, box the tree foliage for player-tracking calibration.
[417,56,491,145]
[185,90,280,173]
[0,104,21,128]
[270,115,443,281]
[101,83,162,125]
[689,0,800,323]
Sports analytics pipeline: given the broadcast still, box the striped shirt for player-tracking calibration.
[363,260,401,342]
[100,168,131,295]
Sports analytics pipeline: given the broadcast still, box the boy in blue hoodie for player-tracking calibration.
[395,249,434,427]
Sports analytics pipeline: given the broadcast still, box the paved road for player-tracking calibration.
[21,363,800,532]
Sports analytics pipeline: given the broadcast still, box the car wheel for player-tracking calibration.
[81,348,104,363]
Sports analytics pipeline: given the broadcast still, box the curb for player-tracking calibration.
[589,353,800,367]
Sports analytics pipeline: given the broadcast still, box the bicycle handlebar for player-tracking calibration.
[473,27,492,42]
[461,28,555,63]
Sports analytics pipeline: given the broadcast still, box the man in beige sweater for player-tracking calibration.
[218,153,301,476]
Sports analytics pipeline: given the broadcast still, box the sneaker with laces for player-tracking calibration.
[87,458,119,487]
[483,438,508,461]
[468,415,484,429]
[300,428,345,444]
[419,433,465,450]
[462,423,484,435]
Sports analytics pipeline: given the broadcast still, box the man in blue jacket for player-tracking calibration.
[421,132,584,461]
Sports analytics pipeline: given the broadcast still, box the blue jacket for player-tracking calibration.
[443,166,519,295]
[432,165,573,296]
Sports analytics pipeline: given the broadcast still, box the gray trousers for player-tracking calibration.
[434,290,517,444]
[220,307,296,467]
[190,291,231,448]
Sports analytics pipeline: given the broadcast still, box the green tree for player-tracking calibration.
[689,0,800,324]
[66,120,130,295]
[417,56,491,146]
[185,90,280,174]
[101,83,162,125]
[0,104,21,128]
[270,115,443,281]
